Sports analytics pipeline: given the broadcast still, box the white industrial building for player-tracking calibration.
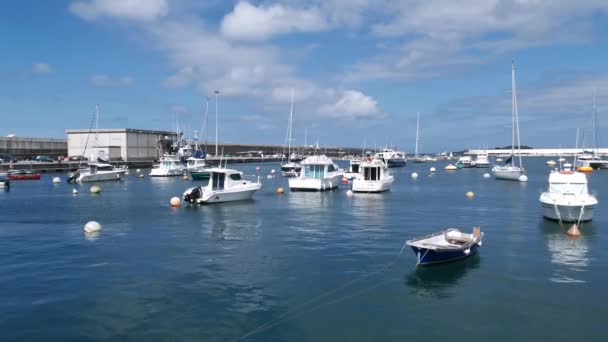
[66,128,177,161]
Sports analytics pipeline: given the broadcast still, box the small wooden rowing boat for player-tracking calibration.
[8,170,41,180]
[407,227,483,266]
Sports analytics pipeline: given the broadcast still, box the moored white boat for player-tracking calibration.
[352,158,394,193]
[539,169,597,222]
[374,148,407,167]
[182,167,261,204]
[281,161,302,177]
[343,158,361,180]
[150,155,185,177]
[186,156,206,172]
[456,156,475,168]
[288,155,342,191]
[474,153,490,168]
[75,163,127,182]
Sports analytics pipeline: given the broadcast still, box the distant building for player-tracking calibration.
[66,128,177,161]
[0,136,66,159]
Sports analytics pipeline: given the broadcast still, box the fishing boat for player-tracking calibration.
[539,167,597,222]
[374,148,407,167]
[8,170,41,180]
[280,88,302,177]
[492,62,526,182]
[343,158,361,180]
[288,155,342,191]
[575,95,608,170]
[456,156,475,168]
[474,153,490,168]
[150,154,185,177]
[0,173,9,190]
[182,167,261,204]
[407,227,483,266]
[352,157,394,193]
[72,162,127,182]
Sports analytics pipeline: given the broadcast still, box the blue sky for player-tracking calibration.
[1,0,608,152]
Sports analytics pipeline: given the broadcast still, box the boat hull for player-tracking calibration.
[190,170,211,180]
[289,175,342,191]
[493,168,524,181]
[475,162,490,168]
[409,244,480,266]
[199,185,261,204]
[541,203,595,222]
[386,159,407,167]
[352,179,393,193]
[149,168,184,177]
[79,170,126,182]
[8,174,41,180]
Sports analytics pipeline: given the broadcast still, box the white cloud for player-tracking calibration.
[69,0,168,22]
[320,90,383,119]
[90,74,134,87]
[31,63,52,74]
[220,1,328,41]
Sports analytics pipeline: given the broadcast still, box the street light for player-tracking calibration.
[214,90,220,156]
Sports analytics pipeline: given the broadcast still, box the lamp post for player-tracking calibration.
[214,90,220,156]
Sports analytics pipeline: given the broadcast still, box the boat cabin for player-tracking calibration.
[208,169,246,190]
[548,172,589,195]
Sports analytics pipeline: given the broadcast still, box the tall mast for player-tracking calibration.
[95,104,99,148]
[288,87,295,162]
[214,90,220,157]
[203,97,209,154]
[593,90,598,155]
[415,112,419,157]
[513,62,522,168]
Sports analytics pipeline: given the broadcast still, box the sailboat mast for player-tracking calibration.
[593,91,598,156]
[513,63,522,168]
[288,88,295,162]
[415,112,419,157]
[204,97,209,154]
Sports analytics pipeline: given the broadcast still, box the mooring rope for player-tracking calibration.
[553,201,564,229]
[230,240,410,342]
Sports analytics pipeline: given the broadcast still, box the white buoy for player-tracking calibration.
[90,185,101,194]
[546,160,556,167]
[136,169,141,173]
[170,197,181,207]
[444,164,457,171]
[346,190,354,197]
[411,172,419,179]
[73,189,79,195]
[52,177,61,183]
[84,221,102,233]
[139,174,144,178]
[483,173,491,178]
[466,191,475,198]
[430,167,436,173]
[256,166,261,171]
[519,175,528,182]
[125,170,130,175]
[266,174,273,179]
[271,169,276,174]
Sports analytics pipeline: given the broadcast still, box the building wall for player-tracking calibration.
[126,132,163,161]
[0,137,67,159]
[67,132,127,160]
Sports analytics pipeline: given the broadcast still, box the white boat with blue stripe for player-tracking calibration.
[407,228,483,266]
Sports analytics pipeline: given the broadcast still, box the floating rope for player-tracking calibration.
[230,240,410,342]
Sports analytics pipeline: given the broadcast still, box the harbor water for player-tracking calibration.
[0,159,606,341]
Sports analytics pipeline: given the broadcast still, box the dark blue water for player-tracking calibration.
[1,159,606,341]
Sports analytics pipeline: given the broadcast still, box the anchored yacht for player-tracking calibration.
[352,158,394,193]
[539,168,597,222]
[288,155,342,191]
[183,167,261,204]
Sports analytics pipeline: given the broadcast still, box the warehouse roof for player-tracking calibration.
[66,128,177,135]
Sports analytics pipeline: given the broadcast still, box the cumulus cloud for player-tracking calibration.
[69,0,168,21]
[90,74,134,87]
[31,62,53,74]
[320,90,383,119]
[220,1,328,41]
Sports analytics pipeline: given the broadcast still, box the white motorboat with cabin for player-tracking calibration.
[288,155,343,191]
[74,162,127,182]
[150,155,185,177]
[492,62,526,182]
[474,153,490,168]
[182,167,261,204]
[186,156,206,172]
[352,158,394,193]
[374,148,407,167]
[343,158,362,180]
[539,168,597,222]
[456,156,475,168]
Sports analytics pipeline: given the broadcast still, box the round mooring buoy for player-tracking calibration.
[170,197,181,207]
[411,172,419,179]
[466,191,475,198]
[519,175,528,182]
[271,169,276,174]
[139,174,144,179]
[267,174,273,179]
[84,221,102,233]
[136,169,141,173]
[277,187,285,195]
[183,175,189,180]
[483,173,491,178]
[430,167,436,173]
[567,224,581,237]
[346,190,354,197]
[73,189,79,195]
[52,177,61,183]
[90,185,101,194]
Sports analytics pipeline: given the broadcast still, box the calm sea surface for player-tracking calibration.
[1,159,606,341]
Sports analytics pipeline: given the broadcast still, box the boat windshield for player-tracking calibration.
[304,165,326,179]
[549,182,587,195]
[229,173,242,181]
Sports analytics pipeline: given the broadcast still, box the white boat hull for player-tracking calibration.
[541,203,595,222]
[289,175,342,191]
[352,178,393,193]
[493,167,524,181]
[475,162,490,168]
[343,172,358,180]
[149,168,185,177]
[78,170,126,182]
[199,184,261,204]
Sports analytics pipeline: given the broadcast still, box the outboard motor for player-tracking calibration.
[183,186,203,204]
[66,171,79,183]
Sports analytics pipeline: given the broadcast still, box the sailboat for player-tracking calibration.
[410,112,435,163]
[190,98,211,180]
[280,88,302,177]
[577,94,608,170]
[492,62,527,182]
[68,105,127,183]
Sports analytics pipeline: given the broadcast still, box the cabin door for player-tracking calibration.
[212,173,225,190]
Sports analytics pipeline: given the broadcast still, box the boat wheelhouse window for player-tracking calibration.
[304,164,326,179]
[229,173,242,181]
[351,164,360,173]
[364,166,380,181]
[549,182,587,195]
[328,164,336,172]
[212,172,225,190]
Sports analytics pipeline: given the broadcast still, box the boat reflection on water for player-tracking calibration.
[350,193,387,229]
[541,221,593,284]
[404,255,481,298]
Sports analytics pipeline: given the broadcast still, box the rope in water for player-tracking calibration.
[230,240,410,342]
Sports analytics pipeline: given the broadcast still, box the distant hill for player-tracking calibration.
[494,145,533,150]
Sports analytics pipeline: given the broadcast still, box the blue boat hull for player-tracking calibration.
[410,244,480,266]
[387,159,407,168]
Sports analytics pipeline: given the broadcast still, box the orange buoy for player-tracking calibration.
[578,166,593,173]
[567,224,581,236]
[277,187,285,195]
